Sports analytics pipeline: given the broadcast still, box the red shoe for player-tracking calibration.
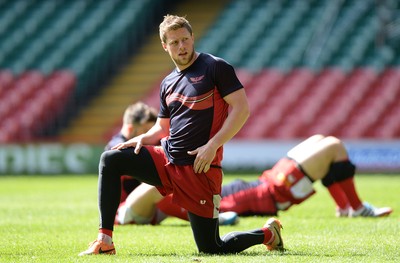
[78,239,116,256]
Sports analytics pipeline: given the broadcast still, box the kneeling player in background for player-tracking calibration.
[219,134,392,218]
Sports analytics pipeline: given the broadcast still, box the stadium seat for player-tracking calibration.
[0,69,76,142]
[1,0,399,141]
[0,70,14,98]
[371,105,400,138]
[246,69,284,114]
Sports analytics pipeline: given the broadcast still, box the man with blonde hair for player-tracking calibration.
[80,14,282,256]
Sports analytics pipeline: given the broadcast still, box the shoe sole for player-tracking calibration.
[78,248,116,256]
[376,209,393,217]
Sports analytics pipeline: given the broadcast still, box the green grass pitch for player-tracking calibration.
[0,174,399,262]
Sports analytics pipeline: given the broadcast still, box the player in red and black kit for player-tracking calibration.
[218,135,393,218]
[104,102,157,203]
[79,15,283,256]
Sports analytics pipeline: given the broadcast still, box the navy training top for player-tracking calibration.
[158,53,244,165]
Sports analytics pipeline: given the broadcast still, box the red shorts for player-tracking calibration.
[145,145,222,218]
[260,158,315,210]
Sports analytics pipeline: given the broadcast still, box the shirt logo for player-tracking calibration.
[166,90,214,110]
[190,75,204,84]
[200,200,207,205]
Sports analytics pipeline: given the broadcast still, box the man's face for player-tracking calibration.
[162,27,195,70]
[132,122,154,138]
[127,121,154,139]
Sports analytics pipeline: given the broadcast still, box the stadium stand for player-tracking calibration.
[0,0,179,143]
[0,0,399,143]
[0,70,75,142]
[60,0,230,143]
[196,0,400,139]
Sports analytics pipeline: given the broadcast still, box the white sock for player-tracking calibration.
[97,233,112,245]
[117,205,134,225]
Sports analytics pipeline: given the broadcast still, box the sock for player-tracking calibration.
[156,194,189,221]
[261,227,274,245]
[338,178,362,210]
[98,230,112,245]
[117,204,135,224]
[327,183,350,209]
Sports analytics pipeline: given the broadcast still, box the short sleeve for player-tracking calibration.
[214,59,243,98]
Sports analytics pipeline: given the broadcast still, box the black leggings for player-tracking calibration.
[188,212,265,254]
[98,147,161,230]
[98,147,265,254]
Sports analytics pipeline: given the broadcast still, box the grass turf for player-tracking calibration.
[0,174,399,262]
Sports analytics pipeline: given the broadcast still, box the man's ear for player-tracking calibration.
[125,124,134,137]
[128,124,136,133]
[162,42,168,52]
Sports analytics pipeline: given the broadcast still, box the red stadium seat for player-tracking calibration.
[236,69,255,87]
[0,70,15,98]
[0,70,77,142]
[0,117,19,142]
[246,69,284,114]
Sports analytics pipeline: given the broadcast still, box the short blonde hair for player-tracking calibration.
[159,14,193,43]
[123,102,157,125]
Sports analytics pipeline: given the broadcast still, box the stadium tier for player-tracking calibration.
[0,0,399,143]
[0,70,75,142]
[234,67,400,139]
[0,0,179,143]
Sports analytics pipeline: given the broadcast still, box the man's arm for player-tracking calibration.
[112,117,170,154]
[188,88,250,173]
